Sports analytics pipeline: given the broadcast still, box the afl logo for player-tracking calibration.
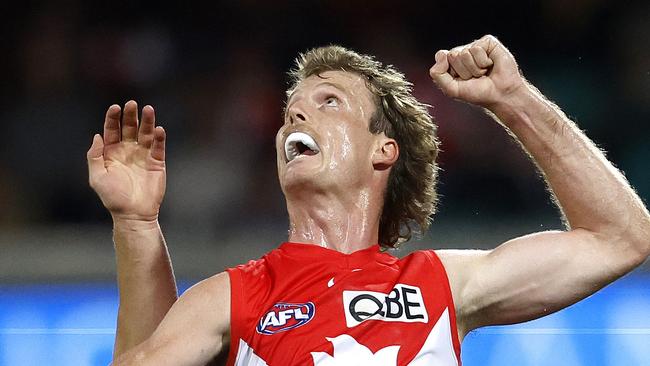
[256,302,316,335]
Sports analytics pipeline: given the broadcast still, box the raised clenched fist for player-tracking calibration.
[429,35,526,108]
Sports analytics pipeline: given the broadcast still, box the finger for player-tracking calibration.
[429,50,458,98]
[469,45,494,69]
[122,100,139,142]
[473,34,511,67]
[460,48,487,78]
[448,49,472,80]
[87,134,107,186]
[103,104,122,145]
[151,126,166,161]
[429,50,449,74]
[138,105,156,149]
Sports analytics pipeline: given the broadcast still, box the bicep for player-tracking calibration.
[442,229,633,332]
[113,272,231,366]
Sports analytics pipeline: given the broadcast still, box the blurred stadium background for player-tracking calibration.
[0,1,648,365]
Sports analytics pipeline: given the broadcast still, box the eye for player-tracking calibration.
[324,95,339,108]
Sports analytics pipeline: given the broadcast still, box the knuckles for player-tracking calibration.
[480,34,498,43]
[450,46,464,55]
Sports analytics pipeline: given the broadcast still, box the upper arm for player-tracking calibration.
[438,229,641,337]
[113,271,231,366]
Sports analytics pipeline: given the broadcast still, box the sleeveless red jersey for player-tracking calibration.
[226,242,461,365]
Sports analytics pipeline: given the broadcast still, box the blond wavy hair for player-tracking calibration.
[287,45,439,248]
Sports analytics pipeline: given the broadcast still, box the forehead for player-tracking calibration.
[288,70,374,103]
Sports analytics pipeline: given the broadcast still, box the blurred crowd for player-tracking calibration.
[1,0,648,235]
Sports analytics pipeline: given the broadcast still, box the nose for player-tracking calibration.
[287,103,307,125]
[290,113,306,124]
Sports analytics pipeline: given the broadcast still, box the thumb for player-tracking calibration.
[87,134,107,184]
[429,50,457,97]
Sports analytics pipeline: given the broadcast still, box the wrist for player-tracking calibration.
[487,82,548,130]
[112,215,160,232]
[488,81,535,114]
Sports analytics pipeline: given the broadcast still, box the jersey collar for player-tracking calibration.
[278,242,397,268]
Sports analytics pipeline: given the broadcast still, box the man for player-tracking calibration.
[87,35,650,365]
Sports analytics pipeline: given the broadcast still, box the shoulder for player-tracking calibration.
[226,249,282,312]
[197,270,231,287]
[398,248,484,269]
[180,272,231,318]
[168,272,231,339]
[230,256,269,275]
[434,249,487,276]
[228,246,290,275]
[432,249,488,293]
[395,249,470,295]
[432,249,489,338]
[227,252,275,290]
[136,272,231,359]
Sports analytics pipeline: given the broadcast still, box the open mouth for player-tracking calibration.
[284,132,320,163]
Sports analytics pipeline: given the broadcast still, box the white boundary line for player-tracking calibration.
[476,328,650,335]
[3,328,650,335]
[0,328,116,335]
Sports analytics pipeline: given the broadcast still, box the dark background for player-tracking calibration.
[0,0,648,280]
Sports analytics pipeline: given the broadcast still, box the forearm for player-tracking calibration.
[489,83,650,261]
[112,218,178,357]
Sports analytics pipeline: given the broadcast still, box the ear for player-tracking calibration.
[372,137,399,170]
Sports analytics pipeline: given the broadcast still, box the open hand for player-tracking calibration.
[429,35,526,108]
[87,101,166,221]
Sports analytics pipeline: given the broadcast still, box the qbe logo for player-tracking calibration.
[343,284,428,327]
[256,302,315,335]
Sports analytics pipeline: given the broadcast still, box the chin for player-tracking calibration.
[280,169,331,197]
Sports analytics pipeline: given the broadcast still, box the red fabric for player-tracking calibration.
[226,243,461,365]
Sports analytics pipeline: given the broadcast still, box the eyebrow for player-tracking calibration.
[287,81,348,107]
[285,81,348,117]
[317,81,348,94]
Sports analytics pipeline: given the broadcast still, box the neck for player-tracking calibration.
[285,187,382,254]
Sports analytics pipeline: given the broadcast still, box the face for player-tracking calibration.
[276,70,384,196]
